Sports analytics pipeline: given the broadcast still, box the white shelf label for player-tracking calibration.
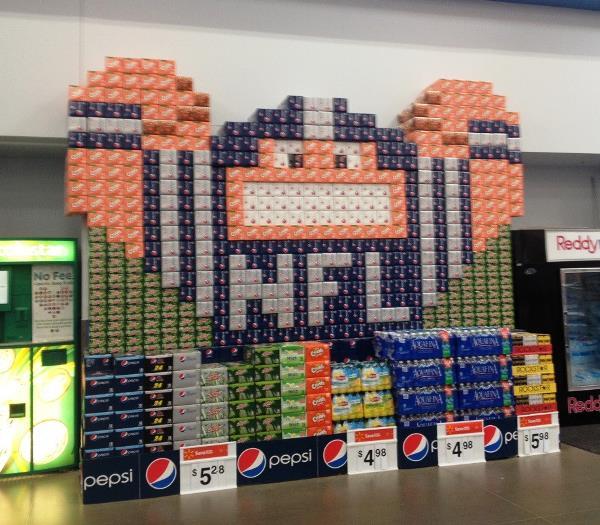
[180,443,237,494]
[518,412,560,457]
[346,427,398,475]
[437,420,485,467]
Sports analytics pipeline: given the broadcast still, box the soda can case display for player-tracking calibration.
[67,59,524,360]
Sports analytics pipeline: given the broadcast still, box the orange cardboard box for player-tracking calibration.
[143,120,177,135]
[258,139,276,153]
[177,121,210,138]
[87,149,108,165]
[123,182,140,197]
[158,106,177,120]
[105,56,123,72]
[123,74,142,89]
[106,197,124,212]
[65,196,87,215]
[194,93,210,107]
[361,157,376,170]
[87,211,107,228]
[190,138,209,150]
[176,91,195,106]
[123,197,142,212]
[87,165,107,181]
[156,75,176,91]
[506,112,520,125]
[176,137,193,150]
[142,104,160,120]
[157,59,176,76]
[125,243,144,259]
[88,180,108,196]
[157,90,176,106]
[142,135,162,150]
[87,196,106,212]
[124,213,142,228]
[107,227,125,243]
[67,165,86,180]
[360,143,376,157]
[177,106,210,122]
[107,181,123,196]
[105,150,124,166]
[68,86,87,102]
[87,71,106,87]
[140,58,159,74]
[408,131,442,146]
[87,87,106,102]
[303,140,333,155]
[141,89,159,105]
[176,76,193,91]
[122,151,142,166]
[121,89,141,104]
[67,148,86,165]
[122,57,141,74]
[124,227,143,243]
[140,75,159,90]
[66,180,87,197]
[106,212,125,228]
[105,73,124,88]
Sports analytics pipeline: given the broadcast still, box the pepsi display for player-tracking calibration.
[140,451,180,498]
[397,425,438,469]
[316,434,348,476]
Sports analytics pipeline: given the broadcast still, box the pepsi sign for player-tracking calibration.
[82,455,140,504]
[236,437,318,485]
[484,417,518,460]
[397,426,438,469]
[140,451,180,498]
[316,434,348,477]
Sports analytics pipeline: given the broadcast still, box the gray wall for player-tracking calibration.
[0,154,82,239]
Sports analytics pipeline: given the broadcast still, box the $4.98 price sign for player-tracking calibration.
[437,421,485,467]
[180,443,237,494]
[347,427,398,475]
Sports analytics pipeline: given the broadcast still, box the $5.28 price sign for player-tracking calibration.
[180,443,237,494]
[347,427,398,475]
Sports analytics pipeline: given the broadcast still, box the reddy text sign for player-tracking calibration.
[545,230,600,262]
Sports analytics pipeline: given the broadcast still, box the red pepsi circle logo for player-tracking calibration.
[322,439,347,469]
[146,458,177,490]
[237,448,266,478]
[402,433,429,462]
[484,425,503,454]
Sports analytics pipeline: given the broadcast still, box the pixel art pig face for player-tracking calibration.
[66,58,524,353]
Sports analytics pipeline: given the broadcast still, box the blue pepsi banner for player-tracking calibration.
[483,417,518,460]
[140,451,181,498]
[491,0,600,11]
[316,434,348,477]
[236,437,318,485]
[397,426,439,469]
[82,455,140,504]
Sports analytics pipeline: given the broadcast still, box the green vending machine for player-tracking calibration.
[0,239,79,476]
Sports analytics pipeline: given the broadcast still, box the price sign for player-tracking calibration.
[518,412,560,457]
[437,420,485,467]
[346,427,398,475]
[180,443,237,494]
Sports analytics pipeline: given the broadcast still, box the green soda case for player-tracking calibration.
[255,415,282,433]
[226,363,255,384]
[89,242,107,254]
[281,412,307,430]
[281,395,306,414]
[280,377,306,396]
[229,400,257,419]
[255,397,281,416]
[254,364,280,382]
[88,228,106,241]
[255,431,282,442]
[245,344,280,365]
[282,427,307,439]
[254,381,281,399]
[229,433,255,443]
[229,417,257,435]
[279,344,305,365]
[228,383,256,401]
[279,363,305,382]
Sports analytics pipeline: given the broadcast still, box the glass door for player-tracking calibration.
[561,269,600,391]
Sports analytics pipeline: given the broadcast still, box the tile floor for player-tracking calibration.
[0,444,599,525]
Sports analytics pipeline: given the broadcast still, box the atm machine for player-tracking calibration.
[0,239,79,475]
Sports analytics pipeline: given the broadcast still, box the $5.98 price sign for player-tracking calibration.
[437,420,485,467]
[518,412,560,457]
[180,443,237,494]
[347,427,398,475]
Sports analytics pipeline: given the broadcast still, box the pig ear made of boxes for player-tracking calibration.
[65,57,523,356]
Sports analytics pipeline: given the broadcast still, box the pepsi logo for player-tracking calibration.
[145,458,177,490]
[484,425,503,454]
[90,416,98,423]
[237,448,267,478]
[402,433,429,462]
[322,439,347,469]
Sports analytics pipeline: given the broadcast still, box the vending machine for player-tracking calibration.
[512,229,600,426]
[0,239,79,475]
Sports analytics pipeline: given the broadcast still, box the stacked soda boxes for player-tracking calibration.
[330,359,395,432]
[230,342,333,442]
[375,327,515,428]
[511,331,557,415]
[67,57,213,356]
